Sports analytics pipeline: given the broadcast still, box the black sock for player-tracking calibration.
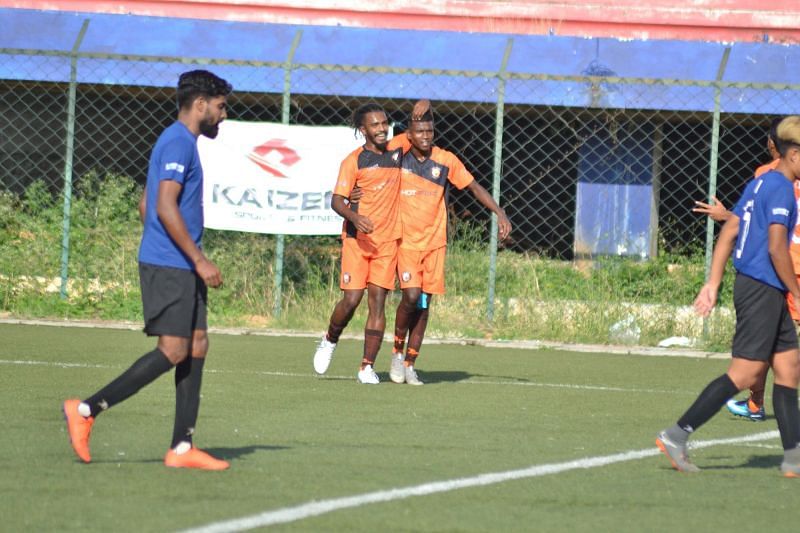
[83,349,173,417]
[171,356,206,449]
[773,384,800,450]
[677,374,739,433]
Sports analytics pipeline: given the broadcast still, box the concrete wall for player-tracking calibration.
[1,0,799,43]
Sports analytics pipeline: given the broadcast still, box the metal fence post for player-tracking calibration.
[487,38,513,322]
[703,46,731,336]
[59,19,90,299]
[273,29,303,318]
[704,47,731,279]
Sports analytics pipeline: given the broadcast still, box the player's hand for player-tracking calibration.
[354,214,374,234]
[412,99,431,121]
[497,211,512,241]
[693,283,718,317]
[790,291,800,313]
[349,186,364,203]
[196,257,223,288]
[693,196,729,222]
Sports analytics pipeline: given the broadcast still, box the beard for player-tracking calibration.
[199,118,220,139]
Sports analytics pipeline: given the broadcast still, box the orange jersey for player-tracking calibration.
[333,135,409,245]
[754,158,779,178]
[398,146,474,251]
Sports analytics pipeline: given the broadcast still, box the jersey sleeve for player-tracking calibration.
[387,133,411,153]
[333,152,358,197]
[158,137,195,185]
[763,179,795,229]
[446,152,475,190]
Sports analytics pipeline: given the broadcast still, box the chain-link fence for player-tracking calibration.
[1,42,798,322]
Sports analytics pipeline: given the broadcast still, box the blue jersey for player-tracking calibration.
[138,121,204,270]
[732,170,797,291]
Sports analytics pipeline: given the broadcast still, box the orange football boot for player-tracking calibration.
[164,447,230,471]
[62,399,94,463]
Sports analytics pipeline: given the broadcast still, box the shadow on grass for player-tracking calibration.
[660,453,782,473]
[89,445,289,464]
[205,444,290,460]
[372,370,472,384]
[370,371,533,384]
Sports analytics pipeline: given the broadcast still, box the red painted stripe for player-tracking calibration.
[2,0,799,42]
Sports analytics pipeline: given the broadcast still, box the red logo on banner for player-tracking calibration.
[247,139,301,177]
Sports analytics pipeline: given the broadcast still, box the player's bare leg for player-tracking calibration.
[403,294,430,386]
[391,287,421,383]
[314,289,363,374]
[358,283,387,384]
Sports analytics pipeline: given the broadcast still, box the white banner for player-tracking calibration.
[199,120,366,235]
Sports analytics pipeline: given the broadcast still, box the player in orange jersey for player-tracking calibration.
[313,100,428,384]
[693,117,797,421]
[389,107,511,385]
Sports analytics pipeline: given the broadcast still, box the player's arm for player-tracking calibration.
[464,179,512,241]
[769,223,800,302]
[693,196,731,223]
[694,215,739,316]
[156,180,222,288]
[332,155,372,232]
[331,194,373,233]
[349,186,363,203]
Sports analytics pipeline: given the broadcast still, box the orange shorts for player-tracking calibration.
[340,237,398,290]
[397,246,446,295]
[787,275,800,322]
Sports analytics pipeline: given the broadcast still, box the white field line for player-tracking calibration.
[0,359,689,395]
[181,431,780,533]
[0,317,728,359]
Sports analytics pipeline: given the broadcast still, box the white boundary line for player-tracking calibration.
[0,359,689,395]
[0,317,727,359]
[181,431,779,533]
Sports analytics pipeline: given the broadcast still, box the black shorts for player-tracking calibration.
[731,273,798,361]
[139,263,207,338]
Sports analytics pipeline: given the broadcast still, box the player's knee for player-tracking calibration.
[341,290,363,309]
[402,288,421,306]
[157,337,191,364]
[191,332,209,358]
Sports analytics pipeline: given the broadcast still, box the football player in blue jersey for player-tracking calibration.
[657,116,800,476]
[62,70,232,470]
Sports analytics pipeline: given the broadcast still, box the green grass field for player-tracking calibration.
[1,322,797,532]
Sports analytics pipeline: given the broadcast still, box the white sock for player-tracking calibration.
[77,402,92,418]
[174,441,192,455]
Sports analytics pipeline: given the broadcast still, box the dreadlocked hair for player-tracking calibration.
[351,103,385,135]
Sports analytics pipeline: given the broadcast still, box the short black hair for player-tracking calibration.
[176,70,233,111]
[351,103,386,133]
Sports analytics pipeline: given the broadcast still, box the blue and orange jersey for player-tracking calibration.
[753,158,800,272]
[732,169,796,291]
[398,146,474,251]
[333,135,410,244]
